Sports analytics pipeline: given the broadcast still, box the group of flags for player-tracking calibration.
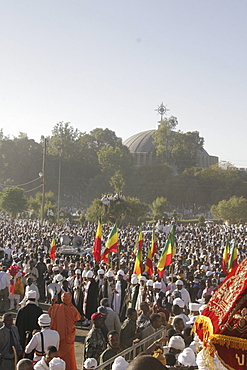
[221,239,238,275]
[92,221,119,263]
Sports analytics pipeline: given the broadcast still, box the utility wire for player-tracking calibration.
[0,177,41,188]
[24,184,43,193]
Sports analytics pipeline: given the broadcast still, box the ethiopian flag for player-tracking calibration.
[49,237,56,261]
[222,240,230,275]
[228,240,238,273]
[157,233,172,277]
[151,228,157,256]
[92,220,102,262]
[133,228,143,277]
[101,224,118,263]
[145,243,153,276]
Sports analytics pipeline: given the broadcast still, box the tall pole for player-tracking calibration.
[57,146,62,224]
[41,138,47,225]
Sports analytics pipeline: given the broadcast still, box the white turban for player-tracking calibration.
[84,358,98,369]
[49,357,66,370]
[86,270,93,278]
[168,335,185,351]
[111,356,129,370]
[178,347,196,366]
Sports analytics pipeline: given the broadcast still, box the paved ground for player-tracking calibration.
[1,302,89,370]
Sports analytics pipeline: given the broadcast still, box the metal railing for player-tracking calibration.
[93,327,165,370]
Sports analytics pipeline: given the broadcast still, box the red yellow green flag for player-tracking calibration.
[49,237,56,261]
[133,228,143,277]
[101,224,118,263]
[145,242,153,276]
[157,233,172,278]
[228,240,238,273]
[92,220,102,262]
[222,240,230,275]
[151,228,157,256]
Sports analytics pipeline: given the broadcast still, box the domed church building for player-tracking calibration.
[123,104,218,168]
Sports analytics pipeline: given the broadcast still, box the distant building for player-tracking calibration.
[123,129,218,168]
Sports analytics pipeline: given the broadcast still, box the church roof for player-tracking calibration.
[123,130,155,154]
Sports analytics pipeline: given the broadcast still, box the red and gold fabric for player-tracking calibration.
[195,258,247,370]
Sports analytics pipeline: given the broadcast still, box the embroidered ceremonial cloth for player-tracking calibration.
[195,258,247,370]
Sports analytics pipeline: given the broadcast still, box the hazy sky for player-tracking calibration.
[1,0,247,167]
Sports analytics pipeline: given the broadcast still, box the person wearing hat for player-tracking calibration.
[16,290,43,350]
[111,356,129,370]
[25,314,60,362]
[135,276,147,311]
[173,280,191,310]
[84,312,107,363]
[73,269,83,315]
[100,298,121,334]
[48,292,81,370]
[19,277,40,307]
[83,357,97,369]
[96,269,105,290]
[112,270,127,322]
[82,270,98,325]
[98,270,116,305]
[100,330,122,370]
[178,347,197,367]
[163,335,186,363]
[97,306,109,341]
[128,274,139,309]
[171,298,190,328]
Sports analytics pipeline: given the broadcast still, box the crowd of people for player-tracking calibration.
[0,214,246,370]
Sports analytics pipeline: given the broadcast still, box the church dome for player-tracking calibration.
[123,129,218,168]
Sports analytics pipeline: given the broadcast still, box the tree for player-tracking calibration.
[0,186,27,217]
[28,191,56,220]
[211,196,247,223]
[110,171,125,193]
[150,197,168,220]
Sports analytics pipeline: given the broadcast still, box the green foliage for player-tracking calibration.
[85,196,149,225]
[0,186,27,216]
[110,171,125,193]
[28,191,56,219]
[150,197,168,220]
[211,196,247,223]
[152,117,204,173]
[198,214,205,226]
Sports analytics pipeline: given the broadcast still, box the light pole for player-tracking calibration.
[57,146,62,224]
[40,138,47,225]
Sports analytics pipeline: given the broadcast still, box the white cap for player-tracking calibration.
[200,265,208,271]
[206,271,214,277]
[147,280,153,287]
[111,356,129,370]
[84,358,98,369]
[86,270,93,278]
[49,357,66,370]
[27,290,37,299]
[117,270,124,276]
[139,276,147,282]
[168,335,185,351]
[175,279,183,285]
[131,275,138,285]
[173,298,185,308]
[97,269,104,275]
[106,270,114,278]
[52,266,59,272]
[178,347,196,366]
[153,282,161,289]
[75,269,81,275]
[189,303,202,312]
[56,274,63,282]
[38,314,51,326]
